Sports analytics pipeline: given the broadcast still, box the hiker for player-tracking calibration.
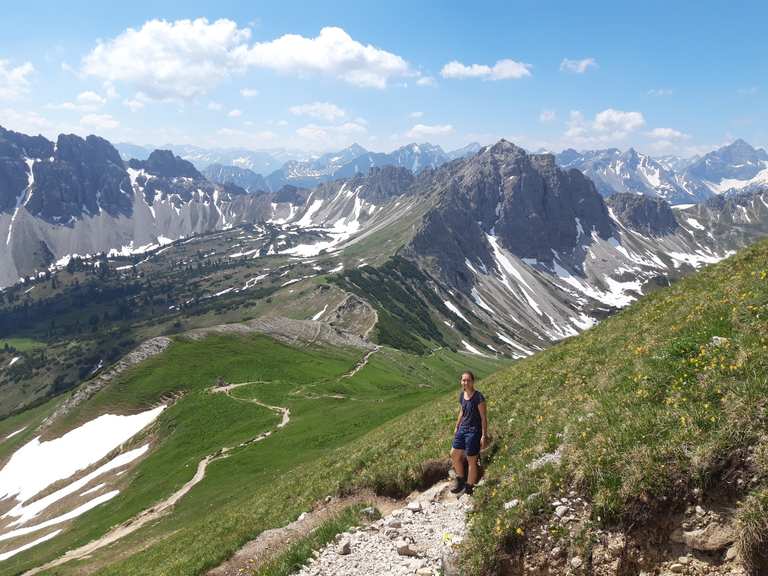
[450,370,488,495]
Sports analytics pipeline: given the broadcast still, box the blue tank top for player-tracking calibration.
[459,390,485,431]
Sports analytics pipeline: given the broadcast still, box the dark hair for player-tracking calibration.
[461,370,475,382]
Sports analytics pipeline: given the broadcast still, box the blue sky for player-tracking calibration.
[1,0,766,156]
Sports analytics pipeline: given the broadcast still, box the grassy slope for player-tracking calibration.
[317,237,768,572]
[3,335,502,575]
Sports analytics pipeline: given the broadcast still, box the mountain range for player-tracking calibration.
[557,139,768,203]
[4,124,768,362]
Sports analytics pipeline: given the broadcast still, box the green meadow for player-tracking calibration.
[2,335,502,575]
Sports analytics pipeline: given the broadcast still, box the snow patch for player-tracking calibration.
[443,300,470,324]
[0,529,62,561]
[4,427,25,440]
[461,340,488,357]
[311,304,328,321]
[0,407,164,504]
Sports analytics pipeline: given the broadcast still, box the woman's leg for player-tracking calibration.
[467,455,479,485]
[450,447,465,478]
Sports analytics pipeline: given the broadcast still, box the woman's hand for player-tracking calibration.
[481,434,488,449]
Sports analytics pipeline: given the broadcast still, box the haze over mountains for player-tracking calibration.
[3,124,768,359]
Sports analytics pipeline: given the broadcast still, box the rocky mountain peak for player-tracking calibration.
[606,193,679,236]
[273,184,310,205]
[129,150,202,179]
[412,140,614,279]
[55,134,124,168]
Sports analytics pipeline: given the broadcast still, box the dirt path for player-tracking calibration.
[206,491,402,576]
[209,480,466,576]
[341,346,380,379]
[23,383,290,576]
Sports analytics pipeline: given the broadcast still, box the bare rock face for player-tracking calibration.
[606,193,679,236]
[410,140,614,290]
[29,134,133,221]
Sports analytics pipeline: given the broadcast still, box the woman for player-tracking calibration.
[450,370,488,495]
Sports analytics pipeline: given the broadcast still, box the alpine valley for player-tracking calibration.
[1,124,768,575]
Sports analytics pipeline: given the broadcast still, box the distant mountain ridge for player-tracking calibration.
[557,139,768,203]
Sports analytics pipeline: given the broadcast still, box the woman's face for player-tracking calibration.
[461,373,473,391]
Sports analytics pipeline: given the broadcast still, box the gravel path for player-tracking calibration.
[295,482,469,576]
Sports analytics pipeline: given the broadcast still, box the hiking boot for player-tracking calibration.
[464,484,475,496]
[450,476,466,494]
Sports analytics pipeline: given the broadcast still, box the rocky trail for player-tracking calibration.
[210,480,470,576]
[23,382,291,576]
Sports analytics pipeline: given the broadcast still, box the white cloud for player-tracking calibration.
[406,123,454,138]
[560,58,597,74]
[539,109,556,123]
[295,121,366,148]
[565,108,645,144]
[648,88,674,96]
[80,113,120,130]
[208,101,223,111]
[646,127,690,140]
[0,108,49,133]
[48,90,108,112]
[441,59,531,80]
[0,60,35,100]
[410,111,424,119]
[216,127,276,148]
[82,18,250,100]
[123,93,147,112]
[77,91,106,107]
[228,109,242,118]
[82,21,412,98]
[240,88,259,97]
[289,102,346,122]
[241,26,411,88]
[123,99,144,112]
[416,76,436,86]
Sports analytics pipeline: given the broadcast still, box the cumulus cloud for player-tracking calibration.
[441,58,531,80]
[0,108,49,133]
[243,27,411,89]
[80,113,120,130]
[410,111,424,119]
[48,90,108,111]
[416,76,436,86]
[295,121,366,149]
[227,109,242,118]
[565,108,645,144]
[560,58,597,74]
[216,127,276,147]
[646,127,690,140]
[539,109,556,123]
[406,123,454,138]
[82,20,413,98]
[82,19,250,100]
[289,102,346,122]
[0,60,35,100]
[77,91,106,107]
[240,88,259,97]
[123,93,148,112]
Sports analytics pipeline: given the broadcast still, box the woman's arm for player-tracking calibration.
[454,406,463,434]
[478,401,489,448]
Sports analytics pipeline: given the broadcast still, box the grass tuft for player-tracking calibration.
[736,489,768,575]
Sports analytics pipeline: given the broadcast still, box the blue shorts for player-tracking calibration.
[452,428,481,456]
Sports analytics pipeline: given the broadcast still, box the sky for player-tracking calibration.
[0,0,766,157]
